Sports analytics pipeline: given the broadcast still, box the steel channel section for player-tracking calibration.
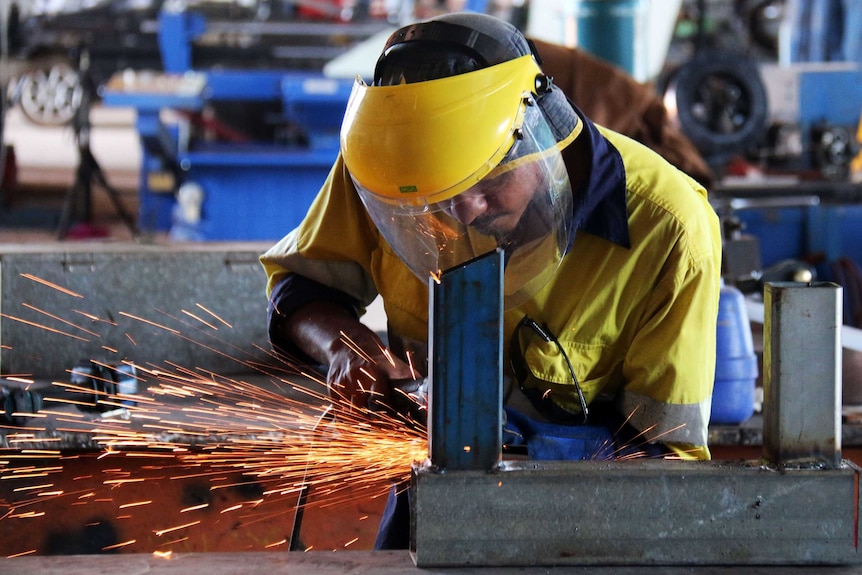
[427,250,503,471]
[763,282,843,468]
[411,458,862,567]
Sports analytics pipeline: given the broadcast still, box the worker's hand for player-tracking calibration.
[324,344,418,413]
[273,298,420,415]
[379,377,428,428]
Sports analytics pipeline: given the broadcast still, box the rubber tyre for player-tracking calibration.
[664,49,769,157]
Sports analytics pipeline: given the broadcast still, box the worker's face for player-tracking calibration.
[443,161,545,243]
[352,98,573,307]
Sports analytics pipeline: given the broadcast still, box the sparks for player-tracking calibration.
[154,521,201,537]
[119,500,152,509]
[180,310,218,331]
[118,312,182,335]
[21,303,102,337]
[19,274,83,298]
[103,539,136,550]
[0,274,437,558]
[1,327,427,557]
[195,303,232,328]
[0,313,91,342]
[338,331,375,364]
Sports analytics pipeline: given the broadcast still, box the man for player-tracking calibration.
[261,12,720,461]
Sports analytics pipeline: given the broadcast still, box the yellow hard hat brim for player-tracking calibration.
[341,55,547,203]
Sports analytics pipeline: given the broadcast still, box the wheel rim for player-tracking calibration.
[18,63,83,125]
[690,73,754,137]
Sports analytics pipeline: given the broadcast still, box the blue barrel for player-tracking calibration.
[711,283,758,424]
[576,0,646,76]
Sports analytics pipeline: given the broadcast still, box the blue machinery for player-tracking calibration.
[100,2,676,242]
[103,8,360,240]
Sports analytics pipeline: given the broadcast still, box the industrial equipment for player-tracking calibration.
[0,359,137,424]
[661,1,862,182]
[707,63,862,330]
[0,384,40,425]
[757,62,862,181]
[102,6,387,240]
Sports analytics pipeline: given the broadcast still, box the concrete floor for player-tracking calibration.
[8,551,862,575]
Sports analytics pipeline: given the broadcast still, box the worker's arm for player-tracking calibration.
[260,157,420,409]
[619,233,720,461]
[266,271,416,410]
[273,298,415,409]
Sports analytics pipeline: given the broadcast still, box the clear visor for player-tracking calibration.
[354,103,572,308]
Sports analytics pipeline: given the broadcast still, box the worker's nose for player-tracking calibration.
[447,190,488,225]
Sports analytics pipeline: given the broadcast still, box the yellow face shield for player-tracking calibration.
[353,94,575,308]
[340,55,553,204]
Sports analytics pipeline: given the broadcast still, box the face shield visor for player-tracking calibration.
[341,56,578,308]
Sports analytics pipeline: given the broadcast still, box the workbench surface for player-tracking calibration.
[3,551,862,575]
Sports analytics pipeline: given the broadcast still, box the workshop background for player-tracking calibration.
[0,0,861,568]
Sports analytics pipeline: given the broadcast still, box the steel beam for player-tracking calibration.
[427,249,503,471]
[411,458,862,567]
[763,282,843,467]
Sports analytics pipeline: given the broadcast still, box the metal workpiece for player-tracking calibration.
[0,245,272,377]
[410,458,862,567]
[428,250,504,472]
[762,281,843,468]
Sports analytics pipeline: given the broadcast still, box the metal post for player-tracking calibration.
[762,281,843,468]
[427,250,503,471]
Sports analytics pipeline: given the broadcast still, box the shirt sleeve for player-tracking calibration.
[260,154,384,360]
[266,272,361,363]
[259,154,381,304]
[619,208,721,458]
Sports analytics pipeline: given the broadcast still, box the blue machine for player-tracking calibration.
[103,8,357,241]
[715,63,862,323]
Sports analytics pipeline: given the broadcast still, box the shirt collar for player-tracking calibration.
[564,106,630,249]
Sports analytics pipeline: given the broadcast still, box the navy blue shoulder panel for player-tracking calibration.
[566,107,630,250]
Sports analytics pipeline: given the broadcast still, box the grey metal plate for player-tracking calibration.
[0,244,275,377]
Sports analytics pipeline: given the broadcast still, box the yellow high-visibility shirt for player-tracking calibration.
[261,113,721,460]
